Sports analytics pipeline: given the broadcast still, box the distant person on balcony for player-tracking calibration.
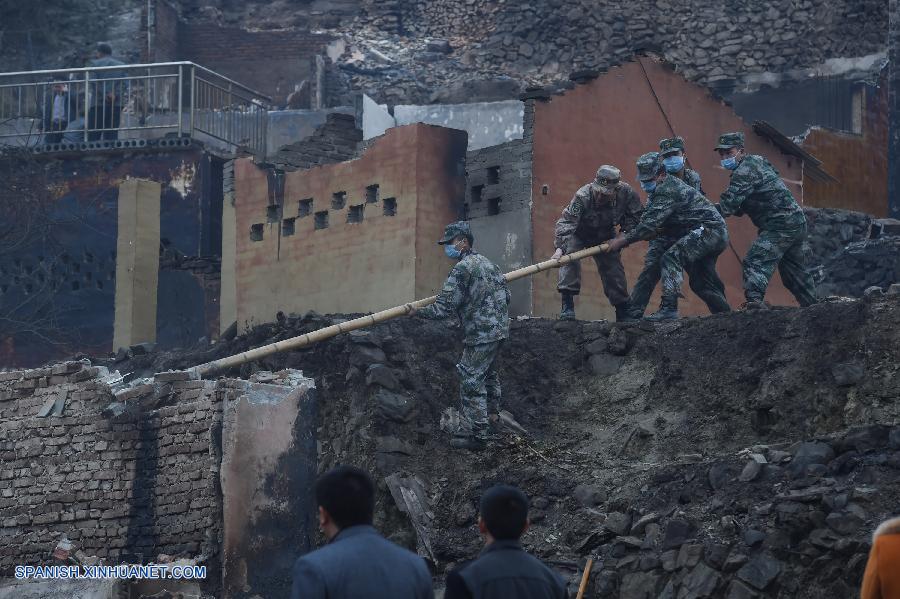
[41,78,73,144]
[87,42,126,141]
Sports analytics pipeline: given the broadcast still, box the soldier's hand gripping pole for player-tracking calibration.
[191,243,611,378]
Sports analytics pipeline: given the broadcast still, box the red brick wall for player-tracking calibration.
[801,73,889,217]
[530,58,806,320]
[233,124,467,328]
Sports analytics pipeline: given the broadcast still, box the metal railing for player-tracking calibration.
[0,62,270,156]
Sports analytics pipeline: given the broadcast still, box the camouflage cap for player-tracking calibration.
[659,136,685,156]
[635,152,662,181]
[595,165,621,183]
[437,221,474,245]
[714,132,745,150]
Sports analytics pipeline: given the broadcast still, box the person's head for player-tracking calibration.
[714,132,745,170]
[635,151,665,194]
[659,136,686,174]
[478,484,530,544]
[51,81,67,94]
[315,466,375,541]
[593,165,621,196]
[437,221,474,261]
[95,42,113,58]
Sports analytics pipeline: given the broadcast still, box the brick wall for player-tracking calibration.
[268,113,363,171]
[890,0,900,217]
[176,22,334,106]
[233,124,466,327]
[141,0,180,63]
[529,59,808,320]
[0,363,221,573]
[465,139,532,219]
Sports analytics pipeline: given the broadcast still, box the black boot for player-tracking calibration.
[615,302,636,322]
[646,296,679,321]
[559,293,576,320]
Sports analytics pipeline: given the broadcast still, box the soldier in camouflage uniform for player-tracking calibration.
[626,138,730,319]
[551,165,643,321]
[604,152,730,320]
[412,221,511,451]
[714,132,818,308]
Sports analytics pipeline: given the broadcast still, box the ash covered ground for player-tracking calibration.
[102,292,900,598]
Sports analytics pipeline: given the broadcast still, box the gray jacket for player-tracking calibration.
[290,525,434,599]
[444,540,568,599]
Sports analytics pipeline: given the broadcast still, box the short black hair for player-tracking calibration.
[96,42,113,56]
[480,484,529,540]
[315,466,375,529]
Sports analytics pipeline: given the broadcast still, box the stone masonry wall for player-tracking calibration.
[358,0,887,91]
[804,207,900,297]
[0,363,221,574]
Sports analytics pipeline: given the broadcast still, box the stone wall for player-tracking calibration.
[804,207,900,297]
[360,0,887,89]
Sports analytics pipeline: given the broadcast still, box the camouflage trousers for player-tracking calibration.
[744,225,818,307]
[557,235,629,306]
[456,340,503,437]
[657,225,730,309]
[628,234,731,317]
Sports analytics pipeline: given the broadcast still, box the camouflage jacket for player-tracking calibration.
[417,250,511,346]
[554,182,643,250]
[679,168,703,193]
[719,155,806,232]
[624,175,726,244]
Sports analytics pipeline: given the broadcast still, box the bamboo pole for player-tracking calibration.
[192,243,610,378]
[576,557,594,599]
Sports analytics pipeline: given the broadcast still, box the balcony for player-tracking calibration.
[0,61,270,157]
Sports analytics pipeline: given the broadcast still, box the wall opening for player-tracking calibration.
[314,211,329,230]
[487,166,500,185]
[383,198,397,216]
[471,185,484,203]
[266,205,280,223]
[348,205,364,224]
[487,197,501,216]
[299,198,313,217]
[250,224,264,241]
[365,184,380,204]
[283,218,296,236]
[332,191,347,210]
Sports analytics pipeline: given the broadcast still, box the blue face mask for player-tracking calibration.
[639,180,657,193]
[721,156,739,170]
[444,244,462,259]
[663,155,684,173]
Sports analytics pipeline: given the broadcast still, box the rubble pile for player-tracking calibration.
[106,292,900,597]
[805,208,900,298]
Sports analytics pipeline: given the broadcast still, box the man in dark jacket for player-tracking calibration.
[444,485,568,599]
[87,42,126,141]
[291,466,433,599]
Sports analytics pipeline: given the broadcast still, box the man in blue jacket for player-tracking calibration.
[444,485,568,599]
[291,466,434,599]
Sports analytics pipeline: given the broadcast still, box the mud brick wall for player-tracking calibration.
[0,363,222,574]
